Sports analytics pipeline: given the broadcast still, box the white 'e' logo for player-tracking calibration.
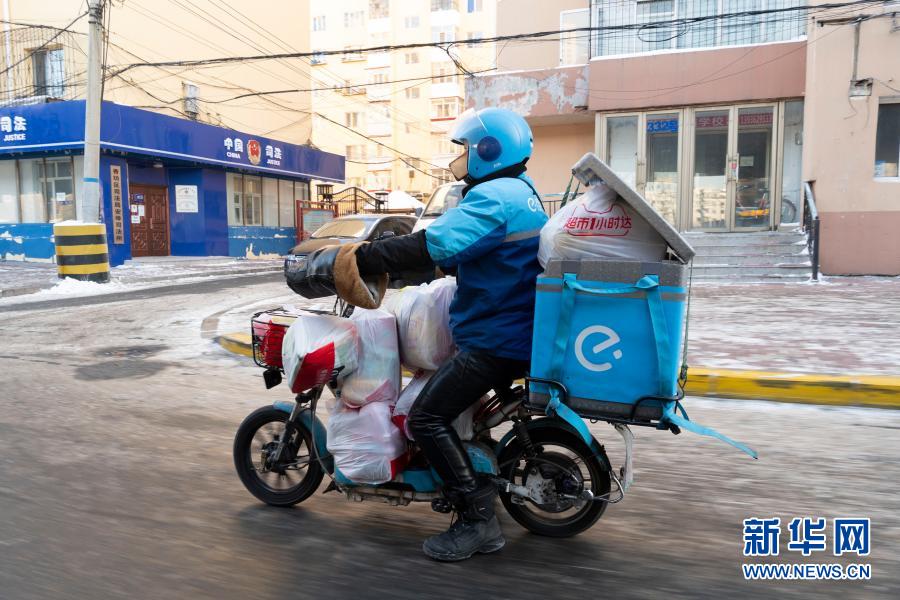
[575,325,623,372]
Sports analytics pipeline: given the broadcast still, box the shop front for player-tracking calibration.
[0,100,344,265]
[597,99,805,232]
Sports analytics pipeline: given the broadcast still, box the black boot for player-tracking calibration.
[423,483,505,562]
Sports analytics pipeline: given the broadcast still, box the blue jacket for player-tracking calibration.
[425,175,548,361]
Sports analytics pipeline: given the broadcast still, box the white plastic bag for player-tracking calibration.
[391,370,481,442]
[538,182,668,268]
[326,401,408,485]
[281,313,359,393]
[340,309,401,407]
[383,278,456,371]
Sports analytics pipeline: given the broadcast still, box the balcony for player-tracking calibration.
[366,84,391,101]
[367,17,390,34]
[430,81,460,99]
[367,121,392,137]
[367,52,391,69]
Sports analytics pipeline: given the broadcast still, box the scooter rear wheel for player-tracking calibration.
[233,406,325,506]
[498,427,611,537]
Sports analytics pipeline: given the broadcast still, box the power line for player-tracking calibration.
[199,69,495,104]
[0,10,88,78]
[108,0,887,77]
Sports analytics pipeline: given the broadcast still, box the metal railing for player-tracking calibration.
[802,182,820,281]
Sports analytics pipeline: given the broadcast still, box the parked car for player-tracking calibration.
[284,213,415,277]
[412,182,464,232]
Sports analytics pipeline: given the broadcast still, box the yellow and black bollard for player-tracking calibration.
[53,223,110,283]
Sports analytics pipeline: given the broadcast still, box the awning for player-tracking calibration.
[0,100,345,183]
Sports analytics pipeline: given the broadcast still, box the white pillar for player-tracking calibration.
[79,0,104,223]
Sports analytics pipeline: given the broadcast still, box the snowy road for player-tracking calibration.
[0,277,898,599]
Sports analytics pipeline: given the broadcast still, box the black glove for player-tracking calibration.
[284,245,340,299]
[355,229,434,276]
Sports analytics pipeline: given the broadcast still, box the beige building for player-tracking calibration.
[2,0,313,141]
[309,0,497,197]
[470,0,900,276]
[0,1,348,264]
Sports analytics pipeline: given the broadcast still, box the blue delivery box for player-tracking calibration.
[529,153,696,423]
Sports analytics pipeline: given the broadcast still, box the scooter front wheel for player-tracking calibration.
[498,427,611,537]
[233,406,325,506]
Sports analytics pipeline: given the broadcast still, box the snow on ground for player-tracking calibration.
[686,276,900,375]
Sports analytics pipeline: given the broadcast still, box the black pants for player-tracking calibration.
[407,350,529,504]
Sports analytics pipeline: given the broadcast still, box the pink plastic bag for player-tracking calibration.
[326,401,408,485]
[340,309,401,407]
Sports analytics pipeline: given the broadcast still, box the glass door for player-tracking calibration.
[689,104,777,231]
[603,111,682,227]
[643,112,680,225]
[734,105,775,230]
[605,115,639,188]
[691,108,730,230]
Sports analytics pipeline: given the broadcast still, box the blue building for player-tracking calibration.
[0,100,344,266]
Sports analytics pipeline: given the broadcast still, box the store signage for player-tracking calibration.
[175,185,199,213]
[696,112,774,129]
[697,114,729,129]
[647,118,678,133]
[0,101,344,183]
[738,112,773,127]
[0,114,27,142]
[110,165,125,244]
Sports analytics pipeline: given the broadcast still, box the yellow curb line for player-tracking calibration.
[214,332,900,409]
[686,368,900,409]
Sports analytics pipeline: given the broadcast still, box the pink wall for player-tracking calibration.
[821,212,900,276]
[529,120,595,196]
[588,42,807,112]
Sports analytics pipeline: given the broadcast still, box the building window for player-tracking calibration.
[874,100,900,178]
[346,145,367,160]
[342,46,364,62]
[404,16,420,28]
[31,47,66,98]
[405,52,419,64]
[371,72,388,85]
[344,11,365,28]
[430,168,453,185]
[431,97,460,120]
[405,88,420,100]
[466,31,483,48]
[433,134,460,156]
[243,176,263,226]
[431,0,456,11]
[228,173,243,225]
[14,157,76,223]
[310,52,327,65]
[432,25,456,44]
[432,63,456,84]
[467,0,483,12]
[369,0,389,19]
[590,0,807,58]
[560,9,590,65]
[312,15,326,31]
[278,179,295,227]
[345,112,361,128]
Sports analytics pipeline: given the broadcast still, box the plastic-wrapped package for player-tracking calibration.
[391,370,481,441]
[538,183,668,268]
[340,309,401,407]
[281,313,359,393]
[383,278,456,371]
[326,401,408,485]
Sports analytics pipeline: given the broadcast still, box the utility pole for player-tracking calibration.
[79,0,104,222]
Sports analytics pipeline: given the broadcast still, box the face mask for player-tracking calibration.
[449,148,468,181]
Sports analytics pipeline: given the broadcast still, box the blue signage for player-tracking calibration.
[647,118,678,133]
[0,100,344,183]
